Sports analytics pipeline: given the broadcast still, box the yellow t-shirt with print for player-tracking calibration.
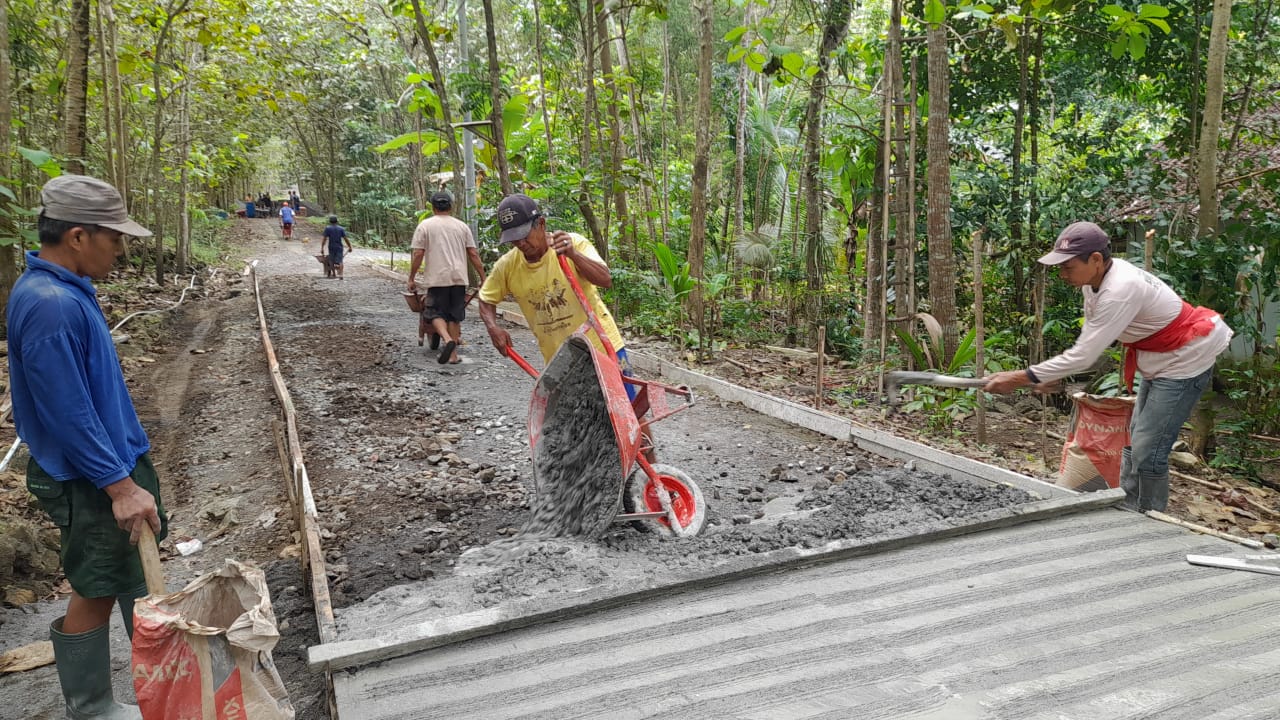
[479,233,625,363]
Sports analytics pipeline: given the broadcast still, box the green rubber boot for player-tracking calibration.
[50,617,142,720]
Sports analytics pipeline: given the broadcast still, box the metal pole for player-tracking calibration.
[458,0,478,237]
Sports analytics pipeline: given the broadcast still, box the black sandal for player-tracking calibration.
[438,340,457,364]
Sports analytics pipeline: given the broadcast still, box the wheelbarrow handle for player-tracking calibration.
[557,254,618,359]
[505,347,540,379]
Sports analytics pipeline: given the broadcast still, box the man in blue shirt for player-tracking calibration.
[279,200,295,239]
[9,174,166,719]
[321,214,353,279]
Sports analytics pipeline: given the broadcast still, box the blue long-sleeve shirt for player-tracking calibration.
[7,251,149,488]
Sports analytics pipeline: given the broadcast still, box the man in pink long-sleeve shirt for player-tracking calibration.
[985,221,1232,511]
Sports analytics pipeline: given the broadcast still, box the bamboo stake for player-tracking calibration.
[816,326,826,409]
[1145,510,1266,549]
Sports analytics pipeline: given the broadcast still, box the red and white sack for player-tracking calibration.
[132,560,294,720]
[1058,392,1135,492]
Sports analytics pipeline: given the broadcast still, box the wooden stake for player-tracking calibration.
[1145,510,1265,549]
[815,326,826,409]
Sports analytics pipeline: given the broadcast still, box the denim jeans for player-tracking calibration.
[1120,367,1213,511]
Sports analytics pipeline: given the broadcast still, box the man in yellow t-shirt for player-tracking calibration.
[478,193,637,397]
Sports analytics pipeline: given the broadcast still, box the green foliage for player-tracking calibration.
[1101,4,1172,60]
[651,242,697,305]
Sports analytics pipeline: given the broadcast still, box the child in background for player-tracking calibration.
[322,215,354,279]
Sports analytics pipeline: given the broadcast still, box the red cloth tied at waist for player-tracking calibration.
[1122,301,1218,391]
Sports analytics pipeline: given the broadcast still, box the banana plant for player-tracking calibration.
[651,242,698,331]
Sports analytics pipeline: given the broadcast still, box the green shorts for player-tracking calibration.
[26,453,169,599]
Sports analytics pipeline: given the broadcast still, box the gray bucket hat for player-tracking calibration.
[38,174,152,238]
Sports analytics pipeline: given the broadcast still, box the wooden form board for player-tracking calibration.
[250,265,338,645]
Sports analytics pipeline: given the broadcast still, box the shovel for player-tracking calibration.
[138,525,165,595]
[885,370,987,407]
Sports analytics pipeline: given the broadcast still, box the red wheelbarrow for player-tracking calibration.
[403,288,478,349]
[505,257,707,537]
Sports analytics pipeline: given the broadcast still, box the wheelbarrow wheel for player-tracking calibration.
[623,464,706,538]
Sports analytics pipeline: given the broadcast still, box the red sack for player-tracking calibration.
[132,560,294,720]
[1058,393,1135,491]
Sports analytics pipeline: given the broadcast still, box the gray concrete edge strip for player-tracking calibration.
[308,488,1122,673]
[627,351,1074,500]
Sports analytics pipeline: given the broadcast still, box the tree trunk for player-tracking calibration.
[659,22,672,242]
[61,0,90,174]
[800,0,851,339]
[533,0,555,173]
[1196,0,1233,239]
[1028,26,1045,366]
[1190,0,1233,458]
[0,0,18,335]
[863,140,886,346]
[887,0,910,342]
[598,5,631,257]
[102,0,128,204]
[149,0,192,286]
[1010,18,1030,316]
[409,0,465,204]
[688,0,714,337]
[732,28,750,253]
[615,11,656,250]
[176,62,191,273]
[925,19,959,360]
[480,0,513,195]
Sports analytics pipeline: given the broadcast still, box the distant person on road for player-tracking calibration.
[322,215,353,280]
[409,190,486,364]
[258,192,271,216]
[984,221,1232,512]
[9,175,167,719]
[279,200,295,239]
[477,193,639,400]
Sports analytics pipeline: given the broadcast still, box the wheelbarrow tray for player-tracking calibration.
[526,334,638,536]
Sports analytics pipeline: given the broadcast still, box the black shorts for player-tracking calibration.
[423,285,467,323]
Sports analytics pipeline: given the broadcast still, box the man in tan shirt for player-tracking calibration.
[409,191,486,364]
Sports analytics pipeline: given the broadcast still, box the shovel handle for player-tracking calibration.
[506,347,540,379]
[138,524,166,596]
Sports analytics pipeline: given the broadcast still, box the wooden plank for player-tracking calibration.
[308,491,1123,672]
[250,266,337,646]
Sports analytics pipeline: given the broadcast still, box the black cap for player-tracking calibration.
[430,191,453,210]
[496,194,541,245]
[328,215,338,223]
[1039,221,1110,265]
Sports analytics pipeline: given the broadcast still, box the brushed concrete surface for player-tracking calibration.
[332,508,1280,719]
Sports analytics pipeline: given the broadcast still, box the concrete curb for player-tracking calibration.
[307,488,1122,672]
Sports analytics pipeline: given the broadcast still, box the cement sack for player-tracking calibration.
[132,560,294,720]
[1058,393,1134,492]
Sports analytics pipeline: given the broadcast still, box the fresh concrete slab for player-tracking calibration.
[333,508,1280,719]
